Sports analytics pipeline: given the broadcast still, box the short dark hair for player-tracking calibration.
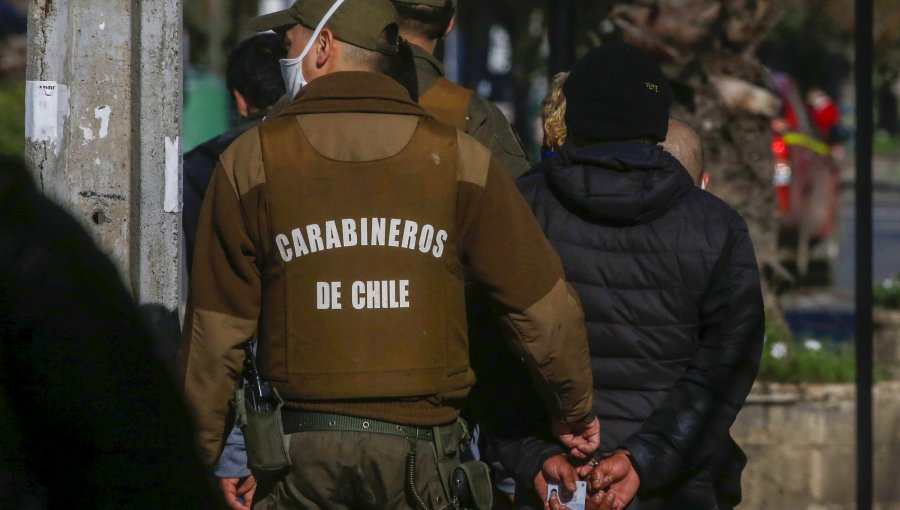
[225,34,286,111]
[394,1,454,41]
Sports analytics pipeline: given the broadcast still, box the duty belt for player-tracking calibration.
[281,409,435,442]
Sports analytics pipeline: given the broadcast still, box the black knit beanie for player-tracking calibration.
[563,42,672,142]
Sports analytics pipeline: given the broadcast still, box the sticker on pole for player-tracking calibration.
[25,81,61,143]
[164,136,182,213]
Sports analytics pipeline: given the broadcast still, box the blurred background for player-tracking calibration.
[3,0,900,507]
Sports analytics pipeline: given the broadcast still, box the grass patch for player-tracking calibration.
[0,81,25,158]
[875,275,900,310]
[874,132,900,156]
[757,320,890,383]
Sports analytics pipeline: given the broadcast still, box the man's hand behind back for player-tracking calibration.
[538,454,618,510]
[582,453,640,510]
[553,416,600,459]
[219,475,257,510]
[535,454,577,509]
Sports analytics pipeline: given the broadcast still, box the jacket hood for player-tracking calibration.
[545,142,694,225]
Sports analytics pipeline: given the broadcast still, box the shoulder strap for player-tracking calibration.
[419,78,475,131]
[258,117,301,182]
[414,115,460,147]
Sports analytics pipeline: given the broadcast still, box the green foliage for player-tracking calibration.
[0,81,25,158]
[874,133,900,156]
[759,338,855,383]
[758,321,860,383]
[875,275,900,309]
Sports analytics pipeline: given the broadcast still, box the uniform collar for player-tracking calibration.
[244,109,269,124]
[276,71,428,118]
[411,44,445,78]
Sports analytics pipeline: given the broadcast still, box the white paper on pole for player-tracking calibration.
[94,105,111,139]
[25,81,61,143]
[164,136,182,213]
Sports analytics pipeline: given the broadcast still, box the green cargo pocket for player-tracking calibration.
[241,388,292,473]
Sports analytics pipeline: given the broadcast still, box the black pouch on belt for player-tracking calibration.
[234,387,292,473]
[450,460,493,510]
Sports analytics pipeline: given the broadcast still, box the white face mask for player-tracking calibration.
[280,0,346,99]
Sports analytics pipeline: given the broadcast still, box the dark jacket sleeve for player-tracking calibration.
[183,128,254,273]
[620,214,765,494]
[182,143,220,272]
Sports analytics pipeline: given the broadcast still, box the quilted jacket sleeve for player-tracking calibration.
[620,213,765,493]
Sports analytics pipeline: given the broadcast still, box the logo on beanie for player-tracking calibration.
[645,82,659,93]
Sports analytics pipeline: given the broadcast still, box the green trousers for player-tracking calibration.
[251,421,465,510]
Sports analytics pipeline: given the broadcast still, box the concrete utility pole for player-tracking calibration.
[25,0,184,366]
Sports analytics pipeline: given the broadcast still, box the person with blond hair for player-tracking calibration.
[541,72,570,156]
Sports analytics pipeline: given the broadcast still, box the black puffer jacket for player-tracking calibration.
[508,142,764,509]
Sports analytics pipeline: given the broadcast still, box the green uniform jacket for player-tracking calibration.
[177,72,593,467]
[412,45,531,178]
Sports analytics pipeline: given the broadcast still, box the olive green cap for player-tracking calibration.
[391,0,456,10]
[249,0,400,55]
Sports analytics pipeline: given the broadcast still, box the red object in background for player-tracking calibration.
[783,102,800,131]
[770,129,839,240]
[772,138,787,161]
[808,89,840,140]
[771,136,792,215]
[769,74,841,242]
[768,74,842,284]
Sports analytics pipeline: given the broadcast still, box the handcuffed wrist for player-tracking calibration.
[613,446,641,482]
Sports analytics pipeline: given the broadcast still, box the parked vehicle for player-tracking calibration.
[770,73,842,286]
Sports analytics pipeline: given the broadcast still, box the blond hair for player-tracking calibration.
[541,72,569,149]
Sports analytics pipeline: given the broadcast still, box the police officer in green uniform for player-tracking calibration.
[391,0,531,177]
[177,1,598,509]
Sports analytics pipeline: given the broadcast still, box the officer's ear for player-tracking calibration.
[315,27,336,69]
[232,90,251,118]
[443,16,455,39]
